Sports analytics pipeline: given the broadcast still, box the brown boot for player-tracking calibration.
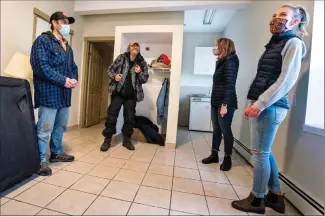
[231,193,265,214]
[265,191,285,214]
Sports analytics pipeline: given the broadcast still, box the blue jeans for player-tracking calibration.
[36,106,69,163]
[211,106,235,155]
[250,105,287,198]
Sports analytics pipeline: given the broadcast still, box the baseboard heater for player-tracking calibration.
[233,138,324,216]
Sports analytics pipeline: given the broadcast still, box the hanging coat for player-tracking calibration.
[157,78,169,126]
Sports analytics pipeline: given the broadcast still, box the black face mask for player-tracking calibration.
[269,18,288,34]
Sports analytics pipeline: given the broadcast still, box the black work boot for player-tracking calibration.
[202,151,219,164]
[220,155,232,171]
[122,136,135,150]
[49,153,75,163]
[265,191,286,214]
[231,193,266,214]
[100,137,111,152]
[38,162,52,176]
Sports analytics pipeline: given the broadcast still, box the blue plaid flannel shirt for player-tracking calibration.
[30,31,78,109]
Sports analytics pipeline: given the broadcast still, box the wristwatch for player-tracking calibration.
[222,104,227,107]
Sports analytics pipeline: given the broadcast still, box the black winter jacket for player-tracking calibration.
[211,55,239,109]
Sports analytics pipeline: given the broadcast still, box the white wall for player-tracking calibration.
[178,32,222,126]
[223,0,324,212]
[113,25,184,147]
[1,1,84,127]
[135,42,172,128]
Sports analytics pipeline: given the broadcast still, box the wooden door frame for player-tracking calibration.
[79,36,115,128]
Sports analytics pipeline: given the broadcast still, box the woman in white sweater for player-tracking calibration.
[231,4,310,215]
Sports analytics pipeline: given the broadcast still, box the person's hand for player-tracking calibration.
[115,74,122,82]
[64,78,74,88]
[245,105,261,118]
[220,105,227,117]
[135,65,141,73]
[70,79,78,88]
[244,106,251,120]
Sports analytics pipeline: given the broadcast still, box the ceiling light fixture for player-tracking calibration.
[203,9,216,25]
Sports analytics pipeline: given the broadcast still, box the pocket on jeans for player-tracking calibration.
[273,106,288,124]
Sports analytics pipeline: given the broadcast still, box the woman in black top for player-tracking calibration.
[201,38,239,171]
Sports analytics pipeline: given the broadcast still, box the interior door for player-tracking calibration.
[85,43,103,127]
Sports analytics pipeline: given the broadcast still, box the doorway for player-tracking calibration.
[80,37,115,128]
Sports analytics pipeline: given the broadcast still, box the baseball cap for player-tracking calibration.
[129,40,140,46]
[50,11,75,24]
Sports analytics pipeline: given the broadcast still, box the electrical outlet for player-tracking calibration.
[292,94,297,106]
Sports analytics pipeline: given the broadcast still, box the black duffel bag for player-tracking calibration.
[0,76,40,193]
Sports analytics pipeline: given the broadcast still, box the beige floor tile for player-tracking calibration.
[88,165,120,179]
[63,161,96,174]
[0,180,38,198]
[64,138,85,149]
[123,160,150,172]
[43,170,82,188]
[70,175,110,195]
[134,186,171,209]
[49,161,71,170]
[169,210,196,215]
[130,152,155,163]
[89,146,116,156]
[37,209,68,216]
[147,164,173,176]
[225,165,250,175]
[155,150,175,159]
[78,153,106,164]
[198,162,219,171]
[152,156,175,166]
[46,189,96,215]
[200,170,229,184]
[15,182,66,207]
[114,169,146,184]
[101,180,139,202]
[72,143,99,153]
[110,147,135,159]
[207,196,247,215]
[172,178,204,195]
[233,185,252,200]
[203,181,238,200]
[174,167,200,180]
[84,196,131,215]
[243,164,254,176]
[100,157,127,168]
[175,159,198,169]
[0,197,10,205]
[128,203,169,216]
[171,191,209,215]
[227,173,253,187]
[0,200,42,215]
[248,208,284,216]
[142,173,173,190]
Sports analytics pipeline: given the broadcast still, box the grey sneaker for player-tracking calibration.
[37,162,52,176]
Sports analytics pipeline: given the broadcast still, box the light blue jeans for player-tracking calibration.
[250,105,288,198]
[36,106,69,163]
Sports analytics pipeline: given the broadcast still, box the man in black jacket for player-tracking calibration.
[101,41,149,151]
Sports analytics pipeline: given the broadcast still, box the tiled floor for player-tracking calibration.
[0,125,301,216]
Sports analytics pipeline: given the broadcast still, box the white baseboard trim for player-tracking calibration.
[233,138,324,216]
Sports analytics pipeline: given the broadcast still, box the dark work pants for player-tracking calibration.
[211,106,235,156]
[102,93,136,139]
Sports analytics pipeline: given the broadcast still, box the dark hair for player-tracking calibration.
[281,4,310,36]
[215,38,236,59]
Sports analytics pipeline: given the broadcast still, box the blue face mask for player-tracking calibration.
[59,24,70,37]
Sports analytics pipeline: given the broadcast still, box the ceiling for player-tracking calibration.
[184,9,239,33]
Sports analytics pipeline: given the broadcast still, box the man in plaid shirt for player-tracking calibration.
[101,40,149,151]
[30,12,78,176]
